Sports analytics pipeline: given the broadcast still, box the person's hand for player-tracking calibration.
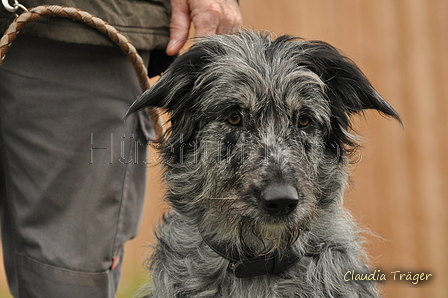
[167,0,243,56]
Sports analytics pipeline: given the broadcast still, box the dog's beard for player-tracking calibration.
[237,216,302,257]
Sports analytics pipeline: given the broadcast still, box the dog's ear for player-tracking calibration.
[126,44,214,116]
[126,42,219,161]
[296,40,401,147]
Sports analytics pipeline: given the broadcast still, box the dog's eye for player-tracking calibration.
[298,115,311,128]
[227,113,242,126]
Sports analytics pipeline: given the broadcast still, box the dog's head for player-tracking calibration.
[128,31,400,254]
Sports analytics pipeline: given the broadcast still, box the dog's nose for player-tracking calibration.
[261,184,299,216]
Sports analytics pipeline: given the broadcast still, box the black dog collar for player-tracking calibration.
[202,235,301,278]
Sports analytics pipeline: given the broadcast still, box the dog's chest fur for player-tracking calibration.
[147,210,376,298]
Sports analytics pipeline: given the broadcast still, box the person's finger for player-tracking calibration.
[167,0,191,56]
[190,4,222,38]
[215,0,243,34]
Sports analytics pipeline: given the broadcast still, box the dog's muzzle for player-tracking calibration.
[261,184,299,216]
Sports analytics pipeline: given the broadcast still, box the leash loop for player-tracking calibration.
[2,0,27,14]
[2,0,18,12]
[0,4,164,141]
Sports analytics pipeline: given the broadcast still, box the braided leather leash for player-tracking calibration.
[0,5,164,141]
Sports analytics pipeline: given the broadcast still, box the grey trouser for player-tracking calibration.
[0,35,149,297]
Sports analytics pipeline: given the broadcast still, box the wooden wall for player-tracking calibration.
[0,1,446,297]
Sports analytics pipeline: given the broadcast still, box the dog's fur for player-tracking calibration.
[128,31,400,298]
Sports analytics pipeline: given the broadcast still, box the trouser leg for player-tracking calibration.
[0,35,149,298]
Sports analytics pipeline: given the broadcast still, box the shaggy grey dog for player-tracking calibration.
[127,31,400,298]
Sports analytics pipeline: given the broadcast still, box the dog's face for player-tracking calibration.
[128,31,400,255]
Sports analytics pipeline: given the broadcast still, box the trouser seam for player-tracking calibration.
[111,115,140,259]
[16,253,110,275]
[0,108,20,295]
